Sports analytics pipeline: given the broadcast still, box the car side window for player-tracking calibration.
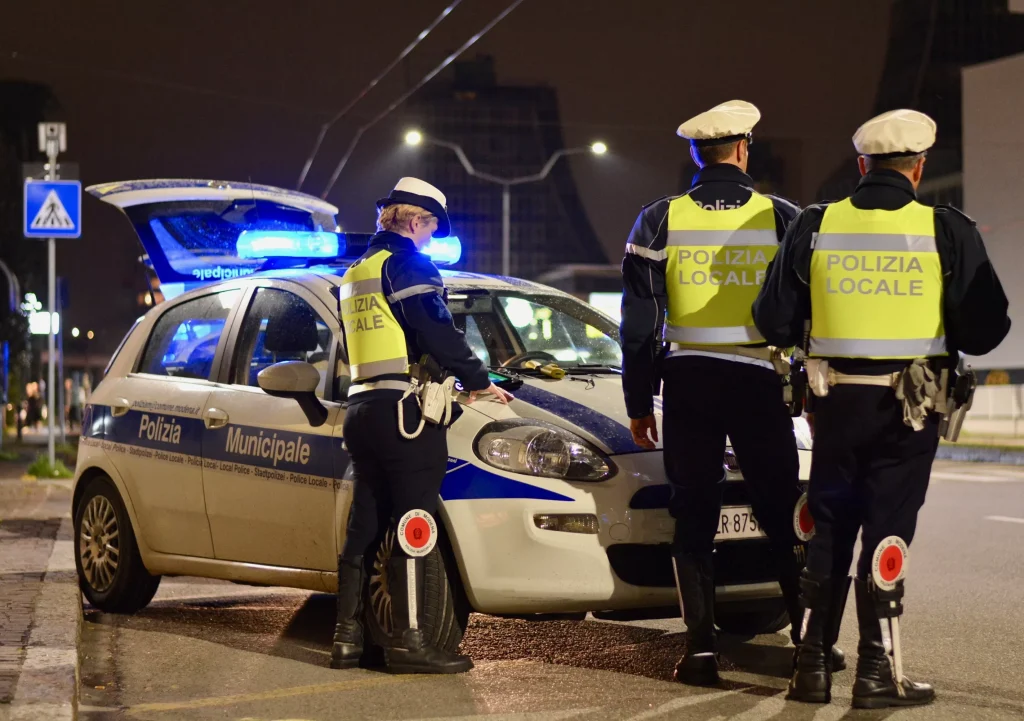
[232,288,333,398]
[138,290,241,380]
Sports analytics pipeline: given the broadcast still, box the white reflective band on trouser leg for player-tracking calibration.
[407,558,418,631]
[338,277,384,300]
[809,337,946,358]
[625,243,667,261]
[347,380,412,396]
[350,357,410,379]
[664,323,765,345]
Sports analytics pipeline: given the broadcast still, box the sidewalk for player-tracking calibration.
[0,464,79,721]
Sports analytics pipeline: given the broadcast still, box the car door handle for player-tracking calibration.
[111,398,131,417]
[203,408,229,429]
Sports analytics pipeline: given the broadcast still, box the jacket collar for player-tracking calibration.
[855,169,918,199]
[368,230,417,253]
[691,163,755,189]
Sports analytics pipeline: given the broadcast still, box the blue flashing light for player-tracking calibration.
[236,230,341,259]
[422,235,462,266]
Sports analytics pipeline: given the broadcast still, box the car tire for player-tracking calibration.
[74,475,161,613]
[364,526,470,655]
[715,598,790,636]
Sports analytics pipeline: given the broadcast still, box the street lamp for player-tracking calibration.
[404,130,608,277]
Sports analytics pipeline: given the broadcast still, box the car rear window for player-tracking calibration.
[137,290,240,380]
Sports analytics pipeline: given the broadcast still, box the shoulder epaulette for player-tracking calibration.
[935,204,977,226]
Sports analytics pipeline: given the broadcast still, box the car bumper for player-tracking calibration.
[442,450,808,615]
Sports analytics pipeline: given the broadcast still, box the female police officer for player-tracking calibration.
[330,177,513,674]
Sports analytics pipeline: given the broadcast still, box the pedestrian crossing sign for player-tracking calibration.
[24,180,82,239]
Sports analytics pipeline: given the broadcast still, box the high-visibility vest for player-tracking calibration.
[664,192,778,345]
[338,249,410,381]
[809,198,946,359]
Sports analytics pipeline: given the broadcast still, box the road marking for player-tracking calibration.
[985,516,1024,524]
[621,690,739,721]
[403,708,600,721]
[724,693,786,721]
[931,471,1024,482]
[126,674,417,713]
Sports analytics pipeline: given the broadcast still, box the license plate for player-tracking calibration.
[715,506,765,541]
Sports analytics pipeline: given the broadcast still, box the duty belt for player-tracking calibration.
[667,342,774,360]
[348,379,412,397]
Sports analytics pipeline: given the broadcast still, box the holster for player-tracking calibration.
[939,366,977,442]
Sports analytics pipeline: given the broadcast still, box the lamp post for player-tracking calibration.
[404,131,607,277]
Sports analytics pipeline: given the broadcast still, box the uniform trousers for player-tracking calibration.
[662,356,803,555]
[340,395,448,564]
[805,385,939,581]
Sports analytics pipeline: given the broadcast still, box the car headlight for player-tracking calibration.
[474,419,615,482]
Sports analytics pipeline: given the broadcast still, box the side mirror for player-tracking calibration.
[257,361,328,427]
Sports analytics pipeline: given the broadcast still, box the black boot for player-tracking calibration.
[330,556,364,670]
[671,552,720,686]
[852,578,935,709]
[385,554,473,674]
[788,571,839,703]
[779,546,847,673]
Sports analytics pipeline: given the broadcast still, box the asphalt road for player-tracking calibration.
[77,460,1024,721]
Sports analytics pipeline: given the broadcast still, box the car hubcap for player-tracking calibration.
[369,528,394,635]
[80,496,120,592]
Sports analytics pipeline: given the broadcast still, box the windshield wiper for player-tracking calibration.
[564,364,621,374]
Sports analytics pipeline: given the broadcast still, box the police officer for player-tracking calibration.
[754,110,1010,708]
[329,177,513,674]
[620,100,843,685]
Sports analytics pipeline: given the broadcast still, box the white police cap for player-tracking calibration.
[376,177,450,237]
[853,109,936,157]
[676,100,761,144]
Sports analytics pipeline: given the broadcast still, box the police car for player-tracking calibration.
[73,180,813,653]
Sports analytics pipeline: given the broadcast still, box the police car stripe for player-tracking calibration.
[441,460,573,502]
[666,229,778,247]
[88,405,344,482]
[814,233,937,253]
[512,384,643,455]
[387,284,440,303]
[625,243,667,261]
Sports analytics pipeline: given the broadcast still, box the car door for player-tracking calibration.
[201,282,346,571]
[102,287,243,558]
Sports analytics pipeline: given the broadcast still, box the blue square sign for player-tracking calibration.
[24,180,82,239]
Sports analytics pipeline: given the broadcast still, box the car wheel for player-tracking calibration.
[364,526,470,654]
[715,598,790,636]
[74,475,161,613]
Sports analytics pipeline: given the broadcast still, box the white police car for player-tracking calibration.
[73,180,812,652]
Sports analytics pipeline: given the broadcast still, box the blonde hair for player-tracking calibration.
[377,203,428,233]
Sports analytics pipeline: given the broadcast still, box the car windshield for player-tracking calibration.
[448,291,621,369]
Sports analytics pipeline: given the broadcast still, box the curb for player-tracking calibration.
[935,445,1024,465]
[9,516,81,721]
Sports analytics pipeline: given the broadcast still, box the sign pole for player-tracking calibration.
[45,140,58,466]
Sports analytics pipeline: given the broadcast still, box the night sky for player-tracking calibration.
[0,0,896,352]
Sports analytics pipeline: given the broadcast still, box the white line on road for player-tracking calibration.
[985,516,1024,524]
[621,690,739,721]
[931,471,1024,482]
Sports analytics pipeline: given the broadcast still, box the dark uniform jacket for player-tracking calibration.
[342,231,491,402]
[752,170,1011,374]
[620,163,801,420]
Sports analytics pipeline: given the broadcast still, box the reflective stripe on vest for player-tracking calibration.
[664,192,777,346]
[809,198,946,360]
[339,249,410,381]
